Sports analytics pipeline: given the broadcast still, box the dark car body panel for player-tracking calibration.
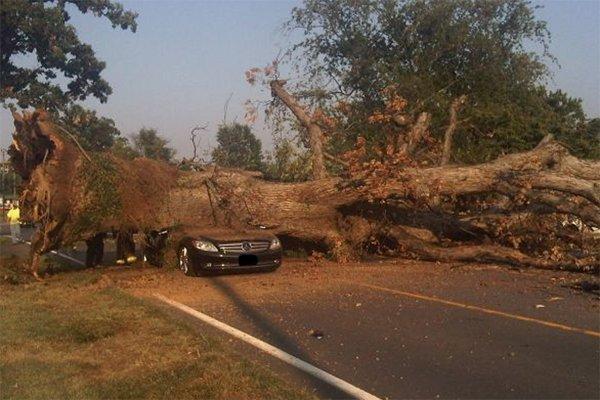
[188,246,282,270]
[179,232,282,274]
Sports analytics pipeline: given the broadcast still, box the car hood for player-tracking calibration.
[188,228,276,242]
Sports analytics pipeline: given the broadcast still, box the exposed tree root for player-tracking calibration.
[8,109,600,275]
[385,227,596,272]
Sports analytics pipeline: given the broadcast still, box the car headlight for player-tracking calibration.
[192,239,219,252]
[269,237,281,250]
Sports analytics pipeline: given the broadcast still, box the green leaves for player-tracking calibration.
[60,104,121,151]
[263,138,312,182]
[0,0,137,109]
[212,124,264,171]
[73,153,122,236]
[281,0,598,162]
[132,128,176,163]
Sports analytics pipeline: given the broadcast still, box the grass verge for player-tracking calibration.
[0,264,314,400]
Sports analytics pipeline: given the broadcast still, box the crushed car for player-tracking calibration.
[176,228,282,276]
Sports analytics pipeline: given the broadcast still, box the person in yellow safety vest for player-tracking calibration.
[6,203,21,244]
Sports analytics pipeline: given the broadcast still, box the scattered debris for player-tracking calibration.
[572,281,600,293]
[309,329,324,339]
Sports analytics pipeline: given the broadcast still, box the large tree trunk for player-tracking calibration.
[9,110,600,275]
[270,80,328,180]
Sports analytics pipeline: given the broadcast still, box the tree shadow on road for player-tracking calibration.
[209,276,349,399]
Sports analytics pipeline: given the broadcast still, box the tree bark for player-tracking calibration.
[386,226,583,271]
[398,112,431,155]
[270,80,328,180]
[441,95,467,165]
[9,110,600,274]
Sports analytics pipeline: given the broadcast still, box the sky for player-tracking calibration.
[1,0,599,159]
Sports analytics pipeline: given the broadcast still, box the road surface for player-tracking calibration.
[146,261,599,399]
[2,234,599,399]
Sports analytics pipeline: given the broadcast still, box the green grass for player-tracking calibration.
[0,254,34,285]
[0,269,315,400]
[0,253,88,285]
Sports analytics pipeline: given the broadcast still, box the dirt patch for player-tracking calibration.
[83,257,600,320]
[0,268,315,400]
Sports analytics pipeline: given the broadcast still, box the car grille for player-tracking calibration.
[218,241,270,254]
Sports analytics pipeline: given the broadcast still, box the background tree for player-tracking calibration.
[540,90,599,159]
[0,0,137,110]
[0,155,21,199]
[132,128,176,162]
[111,137,139,160]
[278,0,598,162]
[212,123,263,170]
[59,104,121,151]
[262,137,311,182]
[577,118,600,160]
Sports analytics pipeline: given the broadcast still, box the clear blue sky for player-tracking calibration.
[1,0,599,158]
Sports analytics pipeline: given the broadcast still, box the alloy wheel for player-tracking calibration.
[179,247,189,274]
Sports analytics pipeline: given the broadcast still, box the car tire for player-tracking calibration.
[178,246,197,277]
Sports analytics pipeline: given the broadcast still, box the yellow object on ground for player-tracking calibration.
[126,255,138,263]
[6,208,20,224]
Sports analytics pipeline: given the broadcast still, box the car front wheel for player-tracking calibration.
[178,246,196,277]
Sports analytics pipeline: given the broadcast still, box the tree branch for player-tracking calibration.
[324,151,349,167]
[397,112,431,155]
[441,95,467,165]
[270,79,328,180]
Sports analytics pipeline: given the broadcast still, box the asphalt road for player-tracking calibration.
[3,231,599,399]
[145,260,599,399]
[0,224,137,265]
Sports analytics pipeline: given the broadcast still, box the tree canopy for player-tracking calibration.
[263,137,311,182]
[279,0,598,162]
[59,104,121,151]
[132,128,176,163]
[539,90,599,159]
[212,123,263,171]
[111,136,139,160]
[0,0,137,110]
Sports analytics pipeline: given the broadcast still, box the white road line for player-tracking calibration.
[47,248,85,266]
[154,293,382,400]
[2,235,85,266]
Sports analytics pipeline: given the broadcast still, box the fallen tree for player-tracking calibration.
[9,110,178,275]
[8,109,600,276]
